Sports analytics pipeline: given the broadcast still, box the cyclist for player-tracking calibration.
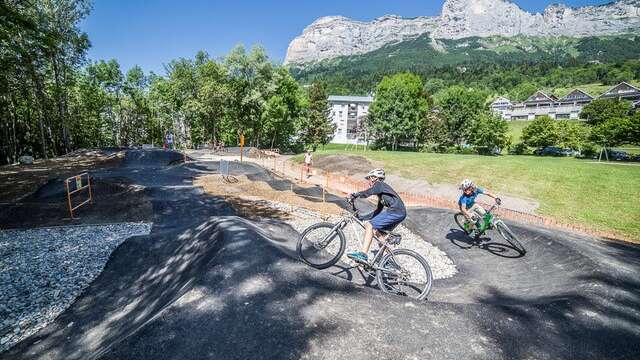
[458,179,501,236]
[347,168,406,262]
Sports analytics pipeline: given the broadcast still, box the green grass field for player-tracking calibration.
[299,148,640,241]
[507,120,531,144]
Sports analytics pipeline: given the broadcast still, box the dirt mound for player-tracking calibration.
[121,149,185,167]
[194,174,342,217]
[313,154,378,176]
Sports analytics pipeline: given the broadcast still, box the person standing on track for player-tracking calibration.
[166,131,174,150]
[347,168,406,262]
[304,150,313,178]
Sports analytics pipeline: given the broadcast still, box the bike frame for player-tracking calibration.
[467,203,500,234]
[322,208,397,272]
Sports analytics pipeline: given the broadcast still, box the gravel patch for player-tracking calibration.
[0,223,152,353]
[251,199,457,280]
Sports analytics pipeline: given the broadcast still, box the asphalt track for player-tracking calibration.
[2,149,639,359]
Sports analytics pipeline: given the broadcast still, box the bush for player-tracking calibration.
[578,143,599,158]
[508,142,531,155]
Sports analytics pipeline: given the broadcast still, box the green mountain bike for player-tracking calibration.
[296,199,433,301]
[454,202,526,254]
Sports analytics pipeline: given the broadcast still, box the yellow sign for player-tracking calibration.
[239,135,245,146]
[75,176,82,189]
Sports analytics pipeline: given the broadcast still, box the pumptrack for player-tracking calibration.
[2,149,639,360]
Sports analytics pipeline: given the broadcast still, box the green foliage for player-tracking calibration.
[419,113,450,152]
[628,114,640,146]
[298,83,334,150]
[589,119,627,148]
[580,99,632,125]
[555,120,589,150]
[368,73,429,150]
[508,142,530,155]
[521,116,559,148]
[467,113,511,154]
[435,86,488,145]
[261,68,307,150]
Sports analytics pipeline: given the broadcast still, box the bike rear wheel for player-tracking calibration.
[454,213,471,235]
[495,220,526,254]
[376,249,433,301]
[297,222,346,269]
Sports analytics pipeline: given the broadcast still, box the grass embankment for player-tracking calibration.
[507,120,530,143]
[297,148,640,242]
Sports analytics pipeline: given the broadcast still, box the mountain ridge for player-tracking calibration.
[285,0,640,64]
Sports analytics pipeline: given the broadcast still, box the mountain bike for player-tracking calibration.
[296,199,433,300]
[454,201,526,254]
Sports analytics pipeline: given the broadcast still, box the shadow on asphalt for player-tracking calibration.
[446,228,526,259]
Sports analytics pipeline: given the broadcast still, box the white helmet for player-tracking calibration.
[365,168,385,180]
[460,179,475,190]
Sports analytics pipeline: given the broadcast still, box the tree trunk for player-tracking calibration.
[52,54,70,154]
[9,95,19,163]
[32,77,49,159]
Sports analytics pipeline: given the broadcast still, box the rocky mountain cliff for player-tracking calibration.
[285,0,640,64]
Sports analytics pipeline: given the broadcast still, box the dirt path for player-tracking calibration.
[187,151,540,214]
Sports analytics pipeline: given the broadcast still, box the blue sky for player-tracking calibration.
[80,0,613,74]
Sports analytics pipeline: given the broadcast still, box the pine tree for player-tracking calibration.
[300,83,335,150]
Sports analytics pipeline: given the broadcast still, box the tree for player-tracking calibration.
[509,82,538,103]
[368,73,429,150]
[418,112,450,152]
[467,113,511,154]
[435,86,487,145]
[556,120,589,150]
[298,83,334,150]
[521,116,559,148]
[196,58,228,147]
[627,114,640,145]
[222,45,275,147]
[589,118,627,149]
[261,68,306,150]
[580,98,632,125]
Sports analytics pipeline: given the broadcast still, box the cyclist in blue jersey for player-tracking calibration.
[458,179,501,236]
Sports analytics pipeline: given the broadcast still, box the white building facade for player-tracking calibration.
[328,95,373,144]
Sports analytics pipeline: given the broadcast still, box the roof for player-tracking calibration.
[599,82,640,99]
[491,97,512,105]
[524,91,557,104]
[328,95,374,103]
[559,89,594,102]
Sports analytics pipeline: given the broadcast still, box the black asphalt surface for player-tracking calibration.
[2,149,639,359]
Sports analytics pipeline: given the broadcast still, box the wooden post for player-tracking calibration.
[65,180,74,219]
[88,176,94,204]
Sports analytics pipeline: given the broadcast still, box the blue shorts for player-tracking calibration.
[370,211,406,232]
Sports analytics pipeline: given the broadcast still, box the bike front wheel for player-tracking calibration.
[495,220,526,254]
[454,213,471,235]
[376,249,433,301]
[297,222,346,269]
